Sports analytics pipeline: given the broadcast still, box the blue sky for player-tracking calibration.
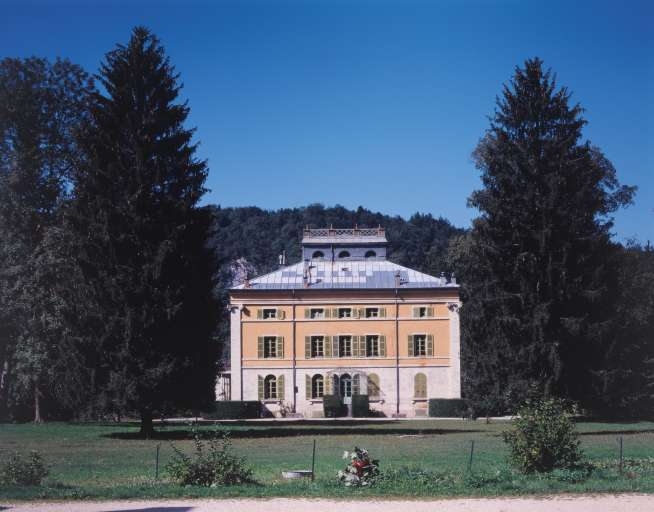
[3,0,653,242]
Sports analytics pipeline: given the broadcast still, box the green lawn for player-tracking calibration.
[1,419,654,499]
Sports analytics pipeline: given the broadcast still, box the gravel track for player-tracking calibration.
[3,494,654,512]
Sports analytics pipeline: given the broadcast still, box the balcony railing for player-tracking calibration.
[303,226,385,238]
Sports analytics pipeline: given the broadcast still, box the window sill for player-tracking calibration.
[262,399,282,404]
[412,398,428,404]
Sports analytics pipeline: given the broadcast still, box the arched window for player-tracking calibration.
[264,375,277,399]
[338,250,350,258]
[312,374,324,398]
[368,373,380,399]
[414,373,427,399]
[340,373,352,397]
[365,250,376,258]
[312,250,324,259]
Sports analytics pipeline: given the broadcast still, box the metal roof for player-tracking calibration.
[233,259,458,290]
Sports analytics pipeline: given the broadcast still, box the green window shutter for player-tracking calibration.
[353,308,360,319]
[380,335,386,357]
[353,374,360,395]
[324,336,332,357]
[278,375,285,400]
[427,334,434,356]
[304,309,311,319]
[415,373,427,398]
[277,336,284,358]
[412,307,419,318]
[278,309,285,320]
[333,335,339,357]
[258,337,264,358]
[426,307,434,317]
[351,335,359,357]
[379,307,386,318]
[306,374,312,400]
[305,336,311,358]
[324,308,331,318]
[331,308,338,318]
[257,309,263,320]
[358,308,365,318]
[359,335,366,357]
[258,375,264,400]
[408,335,415,357]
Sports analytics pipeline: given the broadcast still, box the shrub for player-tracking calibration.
[428,398,466,417]
[323,395,346,418]
[203,401,260,420]
[166,429,254,486]
[0,451,49,486]
[502,398,583,473]
[352,395,370,417]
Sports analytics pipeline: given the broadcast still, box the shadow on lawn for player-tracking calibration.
[103,424,484,440]
[103,509,193,512]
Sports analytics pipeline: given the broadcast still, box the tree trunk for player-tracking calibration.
[34,379,42,424]
[139,409,154,438]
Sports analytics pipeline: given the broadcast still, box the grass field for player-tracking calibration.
[1,419,654,499]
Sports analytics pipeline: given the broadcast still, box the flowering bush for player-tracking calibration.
[337,446,379,486]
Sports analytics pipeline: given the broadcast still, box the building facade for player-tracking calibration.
[228,227,461,417]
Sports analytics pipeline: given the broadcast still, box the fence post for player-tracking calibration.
[468,440,475,473]
[155,443,161,480]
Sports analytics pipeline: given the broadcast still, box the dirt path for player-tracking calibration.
[3,494,654,512]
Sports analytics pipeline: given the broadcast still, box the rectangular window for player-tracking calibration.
[338,335,352,357]
[338,308,352,318]
[366,335,380,357]
[311,336,325,358]
[414,335,427,356]
[310,308,325,319]
[263,336,278,358]
[413,306,434,318]
[365,307,379,318]
[262,308,277,319]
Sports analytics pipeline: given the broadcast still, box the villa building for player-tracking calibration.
[227,227,461,417]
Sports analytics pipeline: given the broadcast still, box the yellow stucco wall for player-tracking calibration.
[239,296,455,369]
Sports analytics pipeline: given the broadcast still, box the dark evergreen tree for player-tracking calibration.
[590,242,654,417]
[456,58,635,414]
[0,57,93,421]
[69,27,218,436]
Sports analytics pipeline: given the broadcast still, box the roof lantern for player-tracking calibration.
[301,225,387,262]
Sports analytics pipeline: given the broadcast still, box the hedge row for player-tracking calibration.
[204,401,260,419]
[428,398,467,417]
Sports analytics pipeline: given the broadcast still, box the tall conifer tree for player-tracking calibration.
[69,27,218,436]
[458,58,635,414]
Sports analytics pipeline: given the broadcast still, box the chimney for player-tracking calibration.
[450,273,457,285]
[244,276,251,289]
[394,271,401,288]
